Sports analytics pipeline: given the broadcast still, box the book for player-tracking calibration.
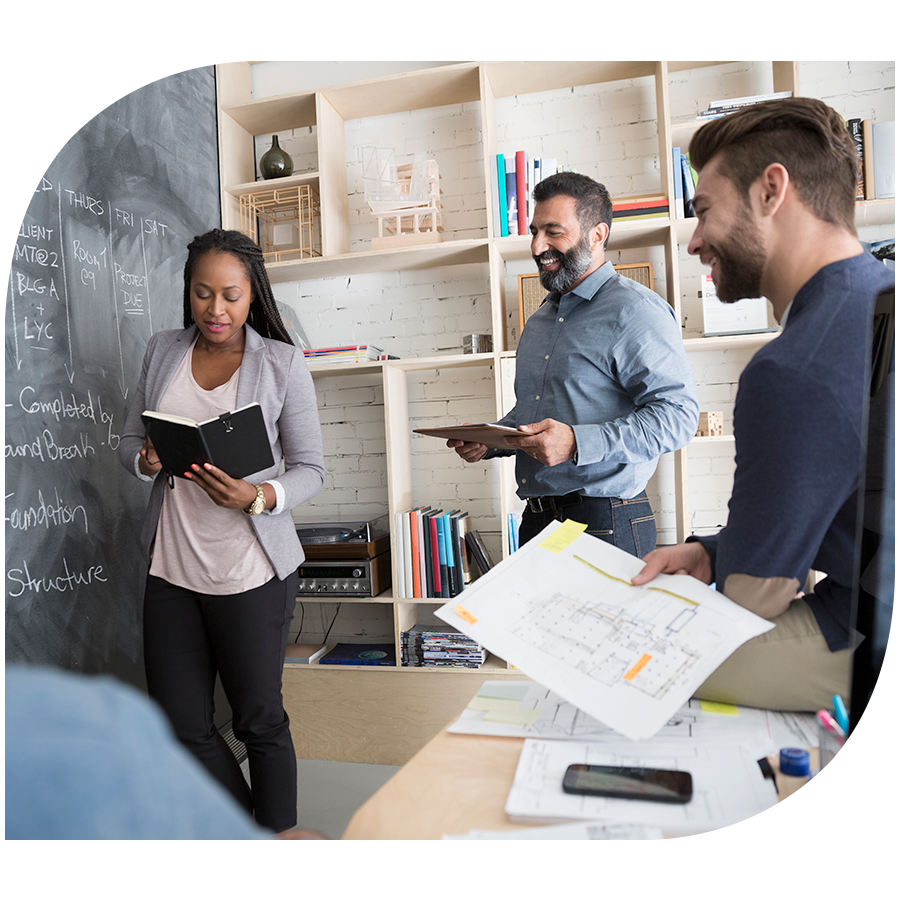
[700,273,772,337]
[698,90,792,119]
[394,511,407,598]
[436,514,450,599]
[672,147,685,219]
[490,152,502,238]
[141,403,274,480]
[284,643,330,664]
[863,119,876,200]
[409,507,423,598]
[612,210,670,222]
[681,151,696,217]
[612,192,669,209]
[872,120,895,200]
[505,155,518,235]
[402,510,413,598]
[847,118,866,200]
[496,154,509,237]
[612,205,669,219]
[515,150,529,235]
[318,643,396,666]
[413,423,522,449]
[426,509,442,597]
[465,530,494,577]
[457,514,473,586]
[449,511,467,596]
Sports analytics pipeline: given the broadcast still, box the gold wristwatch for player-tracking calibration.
[244,484,266,516]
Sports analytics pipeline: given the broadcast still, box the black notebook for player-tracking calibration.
[141,403,274,480]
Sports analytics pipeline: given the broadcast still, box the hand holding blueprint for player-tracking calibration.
[436,520,775,741]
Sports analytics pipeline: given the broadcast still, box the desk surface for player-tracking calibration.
[342,723,817,840]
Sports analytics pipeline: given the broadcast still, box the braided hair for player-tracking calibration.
[182,229,293,345]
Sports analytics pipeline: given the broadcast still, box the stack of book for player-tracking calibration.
[303,344,388,365]
[395,507,474,599]
[612,193,669,222]
[696,90,792,120]
[400,623,487,668]
[492,152,563,237]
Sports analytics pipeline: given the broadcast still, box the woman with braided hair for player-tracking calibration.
[119,229,324,832]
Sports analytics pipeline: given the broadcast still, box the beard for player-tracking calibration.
[534,229,594,294]
[709,215,767,303]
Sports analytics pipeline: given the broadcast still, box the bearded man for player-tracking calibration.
[448,171,699,555]
[633,98,894,710]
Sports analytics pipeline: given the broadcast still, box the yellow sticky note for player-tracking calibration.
[455,604,477,625]
[700,700,739,715]
[485,708,542,726]
[539,519,588,554]
[468,696,523,713]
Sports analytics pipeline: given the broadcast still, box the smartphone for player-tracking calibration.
[562,764,693,803]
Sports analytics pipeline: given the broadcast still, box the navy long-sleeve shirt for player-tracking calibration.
[695,252,894,651]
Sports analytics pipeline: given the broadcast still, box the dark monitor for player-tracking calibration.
[848,286,895,734]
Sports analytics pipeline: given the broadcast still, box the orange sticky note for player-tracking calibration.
[455,604,477,625]
[624,653,652,682]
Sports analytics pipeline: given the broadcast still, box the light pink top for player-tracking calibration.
[149,339,275,594]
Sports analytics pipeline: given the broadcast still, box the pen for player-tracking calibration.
[757,757,779,794]
[832,694,849,733]
[816,709,847,741]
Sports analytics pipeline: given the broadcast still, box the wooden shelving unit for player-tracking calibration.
[215,61,894,765]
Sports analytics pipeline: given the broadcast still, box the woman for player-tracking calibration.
[119,229,324,832]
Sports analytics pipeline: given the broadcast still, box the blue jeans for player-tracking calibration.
[518,492,657,558]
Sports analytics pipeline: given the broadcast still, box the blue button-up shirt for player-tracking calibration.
[493,261,699,500]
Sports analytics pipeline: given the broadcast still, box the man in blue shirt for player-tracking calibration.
[5,664,324,840]
[450,172,699,555]
[633,98,894,711]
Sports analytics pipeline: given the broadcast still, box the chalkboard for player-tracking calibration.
[5,66,221,688]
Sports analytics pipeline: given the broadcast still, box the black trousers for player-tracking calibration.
[519,491,657,558]
[143,571,298,832]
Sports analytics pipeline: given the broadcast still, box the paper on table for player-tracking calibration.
[450,680,819,756]
[443,821,664,840]
[436,520,775,741]
[504,738,777,836]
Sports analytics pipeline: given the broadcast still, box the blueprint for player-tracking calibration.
[436,520,774,741]
[504,738,777,836]
[449,680,819,757]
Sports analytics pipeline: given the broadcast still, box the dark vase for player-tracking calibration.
[260,135,294,179]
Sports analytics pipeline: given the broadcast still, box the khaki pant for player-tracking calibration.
[694,598,852,711]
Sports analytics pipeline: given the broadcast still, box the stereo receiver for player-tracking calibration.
[296,551,390,597]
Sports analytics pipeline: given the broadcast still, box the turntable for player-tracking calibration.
[295,516,391,596]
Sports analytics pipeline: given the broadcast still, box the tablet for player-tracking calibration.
[413,423,523,449]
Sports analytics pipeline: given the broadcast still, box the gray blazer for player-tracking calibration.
[119,324,325,581]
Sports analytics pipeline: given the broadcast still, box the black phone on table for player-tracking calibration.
[562,764,693,803]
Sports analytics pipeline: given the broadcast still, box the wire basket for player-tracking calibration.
[819,723,847,819]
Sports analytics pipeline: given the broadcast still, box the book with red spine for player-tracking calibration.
[515,150,529,235]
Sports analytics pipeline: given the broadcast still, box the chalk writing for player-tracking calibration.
[5,487,89,534]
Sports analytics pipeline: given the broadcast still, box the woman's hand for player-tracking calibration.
[184,462,269,511]
[138,437,163,477]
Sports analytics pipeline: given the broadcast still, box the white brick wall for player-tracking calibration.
[253,61,894,563]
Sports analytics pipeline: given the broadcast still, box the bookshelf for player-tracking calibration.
[215,61,894,765]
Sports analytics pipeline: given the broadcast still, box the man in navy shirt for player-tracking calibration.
[450,172,699,556]
[634,98,894,711]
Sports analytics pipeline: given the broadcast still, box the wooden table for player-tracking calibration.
[342,723,818,840]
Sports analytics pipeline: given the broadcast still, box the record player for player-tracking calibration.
[295,516,390,559]
[295,516,391,596]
